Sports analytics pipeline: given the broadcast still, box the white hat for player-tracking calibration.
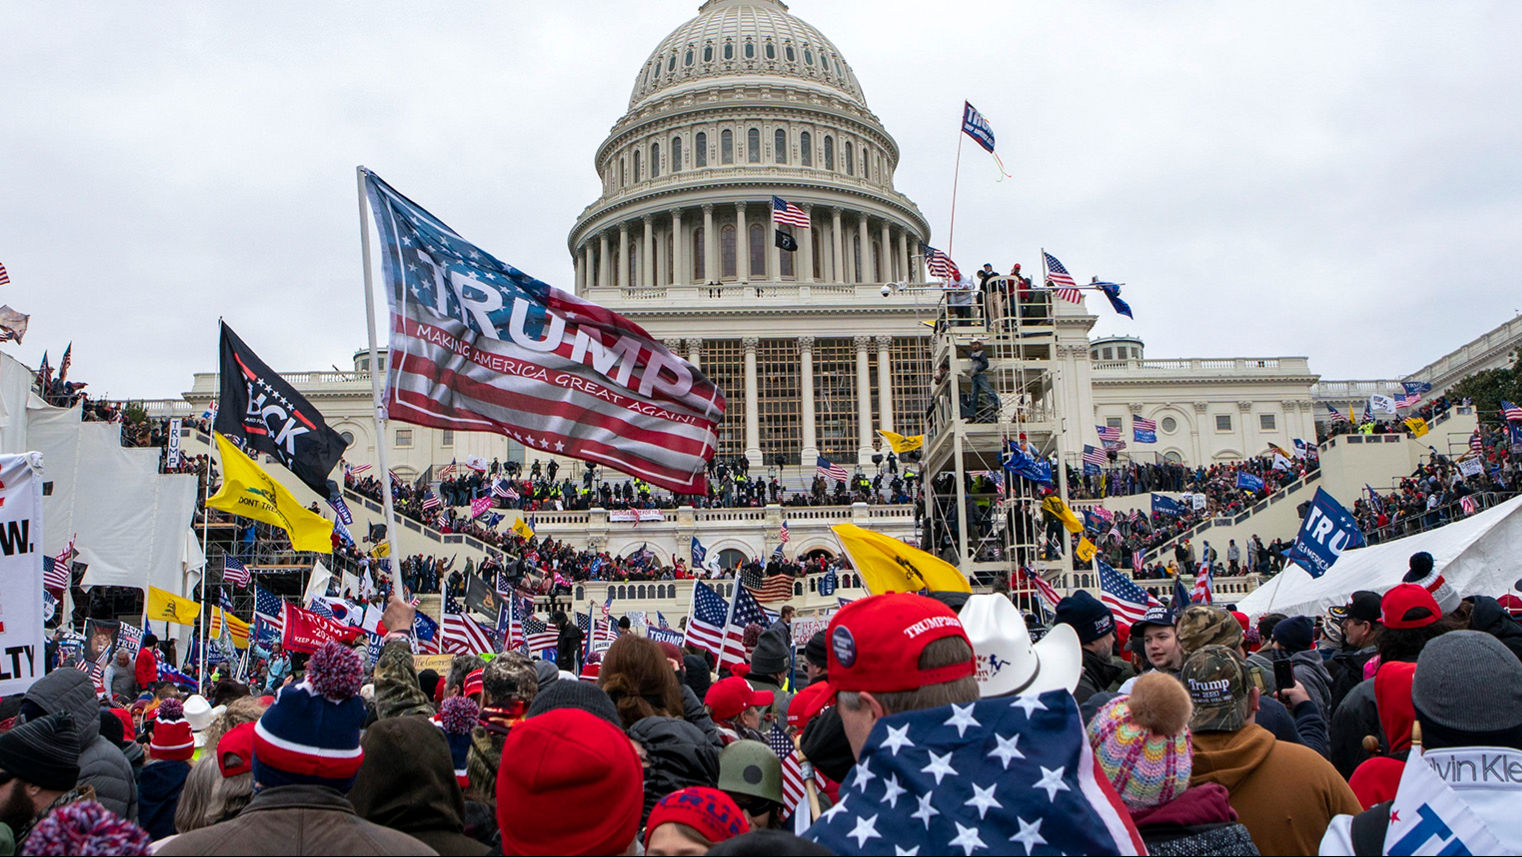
[182,695,225,746]
[961,594,1083,697]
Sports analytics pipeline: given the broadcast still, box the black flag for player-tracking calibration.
[774,229,797,252]
[216,322,348,498]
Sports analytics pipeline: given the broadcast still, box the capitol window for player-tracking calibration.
[685,48,693,67]
[720,224,737,278]
[800,131,812,166]
[671,135,682,171]
[441,429,453,447]
[633,149,641,182]
[765,41,775,60]
[695,132,707,167]
[744,40,755,59]
[668,53,676,72]
[749,222,765,276]
[803,47,814,65]
[723,41,733,60]
[820,53,830,72]
[824,135,835,170]
[785,45,795,62]
[1215,414,1232,432]
[1260,413,1276,431]
[845,144,854,175]
[747,128,761,163]
[774,129,787,164]
[650,142,660,178]
[692,227,704,280]
[721,130,734,164]
[1161,417,1177,433]
[395,429,412,448]
[703,44,713,62]
[339,430,355,445]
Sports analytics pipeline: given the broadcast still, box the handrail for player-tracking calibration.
[1364,490,1519,545]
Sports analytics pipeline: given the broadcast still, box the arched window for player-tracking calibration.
[720,224,737,278]
[872,238,884,282]
[650,142,660,178]
[703,44,713,62]
[824,136,835,171]
[721,130,734,164]
[723,41,734,60]
[845,144,854,176]
[811,226,824,278]
[747,128,761,163]
[749,222,765,278]
[774,129,787,164]
[862,145,870,179]
[821,54,831,73]
[693,226,705,281]
[630,239,640,286]
[785,45,795,62]
[633,149,641,182]
[764,41,776,60]
[671,136,682,172]
[800,131,812,166]
[694,132,707,167]
[684,49,693,67]
[744,40,755,59]
[636,585,647,599]
[619,157,626,186]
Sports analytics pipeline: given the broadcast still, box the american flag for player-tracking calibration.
[1471,429,1485,452]
[0,263,9,287]
[807,692,1144,856]
[778,521,790,543]
[521,614,558,653]
[771,195,810,228]
[1097,558,1160,627]
[816,456,848,482]
[921,243,960,280]
[421,489,443,511]
[1395,392,1421,409]
[1081,445,1107,467]
[742,567,796,604]
[722,585,776,669]
[1501,400,1522,422]
[1016,566,1062,612]
[362,171,724,496]
[223,556,251,588]
[766,722,807,815]
[438,460,458,480]
[1190,555,1214,605]
[505,592,527,647]
[490,478,516,499]
[44,539,74,591]
[1043,251,1083,303]
[1132,415,1157,433]
[254,586,286,636]
[1460,495,1478,516]
[684,581,732,663]
[442,593,495,655]
[656,611,671,630]
[1096,424,1121,443]
[345,463,372,477]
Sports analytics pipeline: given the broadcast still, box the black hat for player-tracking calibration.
[0,712,81,791]
[804,631,828,670]
[1054,591,1115,645]
[1343,590,1383,624]
[1272,615,1315,653]
[525,678,620,729]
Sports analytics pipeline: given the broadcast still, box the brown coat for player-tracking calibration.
[157,784,437,856]
[1191,724,1361,856]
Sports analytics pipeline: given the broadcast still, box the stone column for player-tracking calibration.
[641,216,654,288]
[799,335,818,464]
[876,334,894,433]
[1237,401,1253,460]
[879,221,892,284]
[743,336,762,467]
[574,245,585,291]
[799,205,815,284]
[858,212,873,284]
[670,209,685,286]
[702,204,716,283]
[736,203,750,282]
[830,208,844,285]
[854,335,873,465]
[686,338,701,370]
[897,228,909,284]
[618,223,630,288]
[598,232,610,287]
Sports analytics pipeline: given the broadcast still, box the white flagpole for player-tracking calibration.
[355,166,406,599]
[199,329,219,692]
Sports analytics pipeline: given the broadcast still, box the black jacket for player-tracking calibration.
[555,624,584,672]
[1074,648,1125,704]
[1469,595,1522,662]
[627,716,720,825]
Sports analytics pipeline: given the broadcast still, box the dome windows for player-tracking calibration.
[824,135,835,171]
[684,48,694,67]
[667,53,676,72]
[845,144,854,176]
[764,41,776,60]
[723,41,734,60]
[703,44,713,62]
[633,149,642,182]
[650,142,660,178]
[747,127,761,163]
[774,129,787,164]
[803,47,814,65]
[720,129,734,164]
[744,40,755,59]
[671,135,683,172]
[695,132,708,167]
[785,45,795,62]
[800,131,812,166]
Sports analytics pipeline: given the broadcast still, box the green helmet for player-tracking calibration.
[718,739,784,805]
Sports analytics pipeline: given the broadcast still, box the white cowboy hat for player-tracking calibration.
[961,594,1083,697]
[182,695,226,746]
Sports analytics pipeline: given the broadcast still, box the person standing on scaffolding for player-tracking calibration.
[967,340,997,421]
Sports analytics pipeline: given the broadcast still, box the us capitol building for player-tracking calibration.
[165,0,1521,571]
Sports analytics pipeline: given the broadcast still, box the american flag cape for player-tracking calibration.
[362,170,724,494]
[804,691,1143,855]
[1097,558,1161,627]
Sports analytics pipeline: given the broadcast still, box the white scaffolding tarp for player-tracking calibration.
[1238,493,1522,618]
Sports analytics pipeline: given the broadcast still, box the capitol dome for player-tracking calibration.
[629,0,867,110]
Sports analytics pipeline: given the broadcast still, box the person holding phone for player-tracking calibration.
[1266,616,1333,716]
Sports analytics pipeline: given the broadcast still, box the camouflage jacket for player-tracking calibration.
[373,639,434,720]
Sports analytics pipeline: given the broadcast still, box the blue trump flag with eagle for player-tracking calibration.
[805,691,1142,855]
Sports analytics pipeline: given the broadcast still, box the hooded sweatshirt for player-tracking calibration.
[22,668,138,821]
[1128,783,1258,856]
[349,715,489,855]
[1468,596,1522,662]
[1192,723,1360,856]
[1289,649,1334,718]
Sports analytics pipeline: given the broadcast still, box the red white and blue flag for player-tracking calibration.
[1132,414,1157,443]
[920,243,960,281]
[1016,566,1062,612]
[223,556,251,589]
[1043,251,1083,304]
[771,196,810,228]
[816,456,849,482]
[363,170,724,495]
[1501,400,1522,422]
[442,593,495,655]
[1097,558,1161,627]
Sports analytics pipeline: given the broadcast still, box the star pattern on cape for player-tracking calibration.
[1033,765,1070,801]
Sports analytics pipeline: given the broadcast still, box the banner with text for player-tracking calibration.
[166,418,182,469]
[1286,487,1366,579]
[0,454,44,694]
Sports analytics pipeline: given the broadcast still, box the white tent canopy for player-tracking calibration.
[1237,493,1522,618]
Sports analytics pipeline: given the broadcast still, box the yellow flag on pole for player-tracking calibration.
[876,430,924,454]
[830,523,971,594]
[512,517,536,540]
[1075,537,1098,564]
[145,585,201,626]
[1040,495,1084,534]
[1404,417,1429,438]
[208,607,250,649]
[207,432,333,553]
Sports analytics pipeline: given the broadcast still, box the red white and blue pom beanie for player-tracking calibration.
[437,695,478,789]
[253,641,367,793]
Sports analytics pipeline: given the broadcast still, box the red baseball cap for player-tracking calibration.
[827,593,974,694]
[704,677,774,722]
[1381,584,1441,630]
[217,722,256,778]
[464,669,484,698]
[787,681,833,731]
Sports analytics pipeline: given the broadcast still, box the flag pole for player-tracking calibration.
[199,331,219,692]
[947,118,966,256]
[355,166,406,599]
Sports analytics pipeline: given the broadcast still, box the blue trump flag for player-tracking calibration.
[1001,440,1053,486]
[961,101,996,153]
[690,536,707,568]
[1151,493,1181,517]
[1236,471,1265,493]
[1093,281,1133,319]
[1286,487,1366,578]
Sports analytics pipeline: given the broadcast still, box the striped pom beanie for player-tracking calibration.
[437,695,478,788]
[1086,672,1194,810]
[149,699,194,762]
[22,799,152,856]
[253,641,366,793]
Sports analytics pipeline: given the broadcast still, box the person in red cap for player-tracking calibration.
[824,593,979,759]
[644,786,749,855]
[704,678,772,746]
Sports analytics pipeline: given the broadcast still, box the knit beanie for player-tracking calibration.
[1055,590,1116,644]
[149,698,194,762]
[749,624,789,676]
[1085,673,1194,810]
[1403,553,1461,615]
[1412,630,1522,750]
[253,641,367,792]
[525,678,621,728]
[497,708,644,857]
[804,631,828,670]
[0,712,80,791]
[1272,616,1315,653]
[437,695,477,788]
[644,786,750,850]
[20,800,152,856]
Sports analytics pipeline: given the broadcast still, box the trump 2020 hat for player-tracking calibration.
[826,593,974,694]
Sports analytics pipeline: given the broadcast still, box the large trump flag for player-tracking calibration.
[362,170,725,494]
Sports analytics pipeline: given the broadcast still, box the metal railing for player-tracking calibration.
[1363,490,1519,545]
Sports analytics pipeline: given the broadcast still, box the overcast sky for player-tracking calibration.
[4,1,1519,399]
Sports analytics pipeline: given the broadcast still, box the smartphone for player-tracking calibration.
[1273,658,1295,692]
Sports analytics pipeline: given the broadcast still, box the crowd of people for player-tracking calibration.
[1353,424,1520,543]
[13,549,1522,854]
[1315,394,1458,443]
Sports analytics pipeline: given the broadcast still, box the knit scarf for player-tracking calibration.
[477,702,525,738]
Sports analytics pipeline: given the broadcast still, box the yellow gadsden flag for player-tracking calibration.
[1404,417,1429,438]
[1040,495,1085,534]
[877,430,924,455]
[145,586,201,626]
[207,432,333,553]
[1075,537,1098,564]
[830,524,971,594]
[512,517,536,540]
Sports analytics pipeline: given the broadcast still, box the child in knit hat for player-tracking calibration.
[139,698,194,840]
[1086,673,1256,855]
[644,787,750,855]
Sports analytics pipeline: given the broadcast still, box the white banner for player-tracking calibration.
[609,508,666,523]
[1189,493,1208,511]
[1458,456,1484,477]
[0,453,46,694]
[166,418,183,469]
[1370,393,1398,414]
[791,612,834,644]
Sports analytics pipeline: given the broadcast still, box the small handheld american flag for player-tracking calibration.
[816,456,849,482]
